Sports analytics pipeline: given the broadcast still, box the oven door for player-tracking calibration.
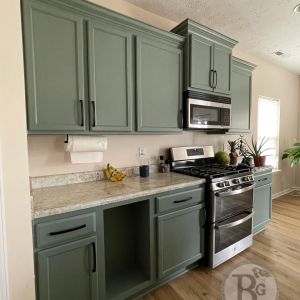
[213,183,254,222]
[211,210,253,267]
[187,99,231,129]
[214,210,253,254]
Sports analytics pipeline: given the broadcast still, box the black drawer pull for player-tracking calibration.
[258,178,268,182]
[49,224,86,236]
[91,242,96,273]
[173,196,193,204]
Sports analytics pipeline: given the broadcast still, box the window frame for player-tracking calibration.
[257,95,280,169]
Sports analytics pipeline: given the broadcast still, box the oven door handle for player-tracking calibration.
[215,212,254,230]
[215,184,254,197]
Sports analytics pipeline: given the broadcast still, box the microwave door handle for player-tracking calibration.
[215,212,254,230]
[215,184,255,197]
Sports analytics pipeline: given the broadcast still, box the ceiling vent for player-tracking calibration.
[274,51,285,56]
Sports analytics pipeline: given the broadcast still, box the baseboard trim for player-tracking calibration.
[272,188,293,199]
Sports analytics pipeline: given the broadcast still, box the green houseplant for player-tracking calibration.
[227,139,239,165]
[282,142,300,167]
[245,136,270,167]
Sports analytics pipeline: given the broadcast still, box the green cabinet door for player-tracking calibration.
[88,21,133,132]
[228,57,256,133]
[213,44,231,95]
[136,36,183,132]
[157,204,205,279]
[189,34,214,92]
[22,0,86,132]
[37,236,98,300]
[253,184,272,234]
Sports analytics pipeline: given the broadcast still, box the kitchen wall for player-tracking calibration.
[27,0,300,197]
[296,77,300,187]
[0,0,35,299]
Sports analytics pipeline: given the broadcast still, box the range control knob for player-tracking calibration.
[248,176,253,181]
[232,179,240,184]
[242,176,249,182]
[217,182,225,188]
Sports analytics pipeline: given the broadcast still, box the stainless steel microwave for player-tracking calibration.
[184,91,231,130]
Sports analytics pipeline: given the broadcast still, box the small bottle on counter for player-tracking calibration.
[164,159,170,173]
[159,155,165,173]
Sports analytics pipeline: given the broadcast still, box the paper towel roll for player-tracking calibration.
[65,135,107,164]
[66,135,107,152]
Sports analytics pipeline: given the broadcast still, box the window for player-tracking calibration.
[257,96,280,168]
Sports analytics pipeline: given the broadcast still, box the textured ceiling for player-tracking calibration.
[124,0,300,74]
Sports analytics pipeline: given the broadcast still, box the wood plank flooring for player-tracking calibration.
[141,192,300,300]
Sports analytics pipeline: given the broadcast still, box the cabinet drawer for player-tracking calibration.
[35,212,96,248]
[254,173,272,188]
[156,187,204,214]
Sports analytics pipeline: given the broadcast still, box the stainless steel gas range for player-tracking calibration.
[170,146,254,268]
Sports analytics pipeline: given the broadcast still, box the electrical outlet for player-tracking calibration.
[139,147,146,158]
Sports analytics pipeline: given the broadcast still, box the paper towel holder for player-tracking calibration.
[64,135,69,144]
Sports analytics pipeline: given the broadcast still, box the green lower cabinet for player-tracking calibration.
[37,236,98,300]
[253,183,272,234]
[136,36,183,132]
[157,204,205,279]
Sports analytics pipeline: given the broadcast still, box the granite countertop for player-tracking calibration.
[252,165,273,173]
[32,173,206,219]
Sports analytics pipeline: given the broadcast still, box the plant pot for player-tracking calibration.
[253,156,266,167]
[229,152,238,165]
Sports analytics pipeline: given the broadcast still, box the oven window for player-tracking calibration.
[190,105,220,125]
[215,187,253,222]
[215,213,252,253]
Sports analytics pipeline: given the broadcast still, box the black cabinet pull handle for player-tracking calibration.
[79,100,84,126]
[214,70,218,88]
[91,242,96,273]
[90,101,96,127]
[210,69,214,88]
[173,196,193,204]
[258,178,268,182]
[49,224,86,236]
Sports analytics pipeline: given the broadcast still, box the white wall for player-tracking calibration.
[0,1,36,299]
[27,0,300,197]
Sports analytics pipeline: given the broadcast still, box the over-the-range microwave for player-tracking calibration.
[184,91,231,130]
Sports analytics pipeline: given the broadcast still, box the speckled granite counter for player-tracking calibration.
[252,166,273,174]
[32,173,206,219]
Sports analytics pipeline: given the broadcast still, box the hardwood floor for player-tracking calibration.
[141,192,300,300]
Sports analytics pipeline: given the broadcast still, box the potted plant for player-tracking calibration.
[237,135,252,166]
[227,139,239,165]
[245,136,270,167]
[282,142,300,167]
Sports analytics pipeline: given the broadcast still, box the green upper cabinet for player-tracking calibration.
[22,0,86,132]
[213,44,232,95]
[227,57,256,133]
[88,21,133,132]
[136,36,183,132]
[172,19,237,96]
[189,35,214,92]
[37,236,98,300]
[22,0,184,134]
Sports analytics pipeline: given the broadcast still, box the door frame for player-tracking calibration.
[0,144,9,300]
